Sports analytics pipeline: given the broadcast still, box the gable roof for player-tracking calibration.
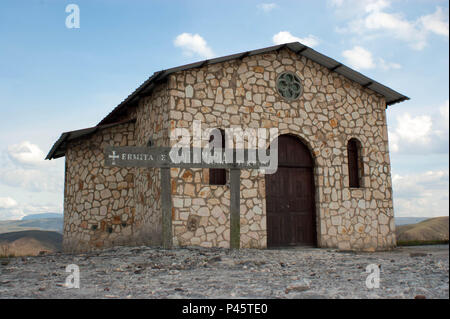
[98,41,408,125]
[46,41,409,160]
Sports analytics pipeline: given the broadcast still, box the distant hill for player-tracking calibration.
[395,217,428,226]
[396,216,449,243]
[18,218,63,231]
[0,230,62,257]
[22,213,62,220]
[0,217,63,234]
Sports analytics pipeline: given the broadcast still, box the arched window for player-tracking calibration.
[347,138,363,188]
[209,129,226,185]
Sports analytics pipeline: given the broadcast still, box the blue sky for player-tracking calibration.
[0,0,448,219]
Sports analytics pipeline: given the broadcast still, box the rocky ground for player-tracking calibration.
[0,245,448,299]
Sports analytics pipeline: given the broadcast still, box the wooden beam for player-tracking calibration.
[198,60,209,68]
[296,47,308,54]
[161,167,172,249]
[330,63,342,71]
[238,51,250,60]
[229,168,241,249]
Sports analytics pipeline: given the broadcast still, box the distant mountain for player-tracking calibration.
[395,217,428,226]
[0,217,63,234]
[396,216,449,243]
[19,218,63,232]
[0,230,62,256]
[22,213,62,220]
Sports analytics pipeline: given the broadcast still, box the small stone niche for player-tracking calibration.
[187,215,200,232]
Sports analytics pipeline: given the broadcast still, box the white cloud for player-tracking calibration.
[342,46,400,71]
[364,0,390,13]
[329,0,344,7]
[258,3,277,12]
[389,100,449,154]
[342,46,376,70]
[0,197,18,209]
[272,31,320,47]
[330,0,390,17]
[7,141,46,166]
[393,113,432,144]
[0,200,62,221]
[378,58,401,71]
[0,168,63,193]
[392,170,449,218]
[174,33,215,59]
[364,10,427,50]
[439,99,449,125]
[389,113,432,153]
[0,141,64,221]
[0,197,22,220]
[0,141,64,193]
[0,208,25,220]
[420,7,449,37]
[332,1,449,50]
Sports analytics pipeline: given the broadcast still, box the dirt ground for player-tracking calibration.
[0,244,448,299]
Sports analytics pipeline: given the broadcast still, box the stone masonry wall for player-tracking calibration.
[167,48,396,251]
[63,82,171,252]
[63,47,396,252]
[63,122,138,252]
[133,82,172,246]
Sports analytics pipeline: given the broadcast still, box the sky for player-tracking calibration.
[0,0,448,220]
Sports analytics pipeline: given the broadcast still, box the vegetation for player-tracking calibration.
[397,240,449,246]
[396,216,448,244]
[0,230,62,257]
[0,243,15,258]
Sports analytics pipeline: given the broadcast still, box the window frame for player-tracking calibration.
[347,138,363,188]
[208,128,227,186]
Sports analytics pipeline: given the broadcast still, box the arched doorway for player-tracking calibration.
[265,134,317,247]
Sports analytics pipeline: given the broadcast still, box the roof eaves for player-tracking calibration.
[45,119,136,160]
[45,132,69,160]
[386,96,410,107]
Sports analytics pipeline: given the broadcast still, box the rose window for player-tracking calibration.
[276,72,303,101]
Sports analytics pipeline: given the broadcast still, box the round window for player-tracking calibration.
[276,72,303,101]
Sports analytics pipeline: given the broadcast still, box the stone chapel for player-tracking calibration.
[46,42,408,252]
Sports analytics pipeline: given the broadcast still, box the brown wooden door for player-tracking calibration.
[266,135,316,247]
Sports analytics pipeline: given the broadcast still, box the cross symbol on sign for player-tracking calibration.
[108,151,120,165]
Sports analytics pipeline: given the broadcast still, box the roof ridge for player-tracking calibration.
[97,41,408,125]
